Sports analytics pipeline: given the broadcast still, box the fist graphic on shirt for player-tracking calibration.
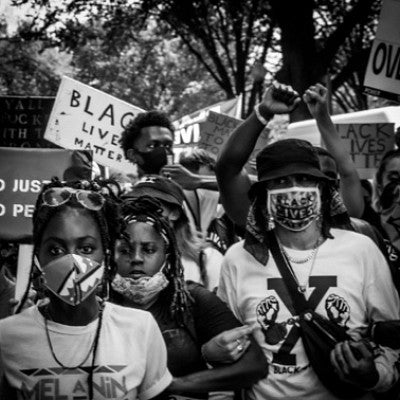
[256,296,280,330]
[325,294,350,327]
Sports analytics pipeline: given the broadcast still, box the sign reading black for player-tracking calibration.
[0,96,55,147]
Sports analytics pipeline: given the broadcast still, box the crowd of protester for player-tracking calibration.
[1,81,400,400]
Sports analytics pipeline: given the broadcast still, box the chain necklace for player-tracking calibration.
[280,237,323,293]
[280,237,321,264]
[43,302,104,370]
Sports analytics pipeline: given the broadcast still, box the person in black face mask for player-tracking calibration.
[120,111,219,192]
[120,111,175,176]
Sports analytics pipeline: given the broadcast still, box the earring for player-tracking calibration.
[266,214,275,231]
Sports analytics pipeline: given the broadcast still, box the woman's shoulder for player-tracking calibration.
[104,302,154,326]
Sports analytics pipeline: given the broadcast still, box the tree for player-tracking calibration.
[0,17,66,96]
[12,0,383,121]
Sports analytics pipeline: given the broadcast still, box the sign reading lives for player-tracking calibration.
[0,96,55,147]
[364,0,400,101]
[44,76,144,171]
[0,148,92,241]
[334,123,395,178]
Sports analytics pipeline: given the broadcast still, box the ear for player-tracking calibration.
[126,148,137,163]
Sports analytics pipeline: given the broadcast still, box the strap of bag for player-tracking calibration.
[268,231,310,315]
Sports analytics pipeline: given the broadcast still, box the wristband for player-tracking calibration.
[254,104,271,125]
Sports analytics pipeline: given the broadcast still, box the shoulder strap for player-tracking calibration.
[268,231,309,314]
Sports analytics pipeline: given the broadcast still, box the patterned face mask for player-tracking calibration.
[36,254,104,306]
[267,186,321,231]
[111,264,169,308]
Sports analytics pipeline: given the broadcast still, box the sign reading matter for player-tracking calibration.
[335,123,395,178]
[0,96,55,147]
[0,148,92,241]
[44,76,143,170]
[364,0,400,101]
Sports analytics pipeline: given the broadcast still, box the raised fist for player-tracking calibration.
[256,296,280,330]
[259,82,300,116]
[326,294,350,327]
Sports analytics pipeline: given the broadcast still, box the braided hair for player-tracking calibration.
[17,177,122,400]
[120,196,193,325]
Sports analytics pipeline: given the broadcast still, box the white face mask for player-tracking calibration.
[267,186,321,232]
[111,266,169,308]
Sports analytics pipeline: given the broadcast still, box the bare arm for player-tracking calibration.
[303,84,364,218]
[166,336,268,394]
[216,83,300,227]
[161,164,219,191]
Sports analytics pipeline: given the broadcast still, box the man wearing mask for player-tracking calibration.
[119,110,218,192]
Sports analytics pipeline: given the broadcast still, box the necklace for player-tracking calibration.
[280,237,322,264]
[280,237,323,293]
[43,303,104,370]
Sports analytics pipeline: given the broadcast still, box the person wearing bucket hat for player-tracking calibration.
[216,83,400,399]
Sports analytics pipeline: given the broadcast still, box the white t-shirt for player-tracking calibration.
[218,229,400,400]
[182,247,223,291]
[0,302,172,400]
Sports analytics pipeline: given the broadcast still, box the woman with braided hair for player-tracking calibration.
[0,178,172,400]
[111,196,268,399]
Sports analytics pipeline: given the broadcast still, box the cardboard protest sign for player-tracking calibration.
[0,96,55,148]
[364,0,400,101]
[173,96,242,159]
[0,148,92,241]
[196,110,273,173]
[44,76,143,171]
[197,111,242,156]
[334,123,395,178]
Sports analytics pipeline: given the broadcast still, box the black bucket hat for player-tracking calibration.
[249,138,332,199]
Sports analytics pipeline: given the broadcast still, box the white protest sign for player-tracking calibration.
[364,0,400,101]
[44,76,144,170]
[335,123,395,178]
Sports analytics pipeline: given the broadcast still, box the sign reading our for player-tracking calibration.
[0,96,55,148]
[364,0,400,101]
[335,123,395,178]
[0,148,92,241]
[44,76,144,170]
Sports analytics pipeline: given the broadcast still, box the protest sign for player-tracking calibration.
[196,110,272,173]
[0,96,55,148]
[173,96,242,159]
[44,76,143,170]
[334,123,395,178]
[197,111,242,156]
[364,0,400,101]
[0,148,92,241]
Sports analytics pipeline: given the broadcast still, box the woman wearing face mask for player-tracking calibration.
[0,179,172,400]
[217,138,400,399]
[111,196,268,399]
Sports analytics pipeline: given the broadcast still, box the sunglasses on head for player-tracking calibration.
[41,187,105,211]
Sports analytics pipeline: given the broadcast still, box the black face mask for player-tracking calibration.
[137,147,168,175]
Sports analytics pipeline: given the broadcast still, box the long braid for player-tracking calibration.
[120,196,193,325]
